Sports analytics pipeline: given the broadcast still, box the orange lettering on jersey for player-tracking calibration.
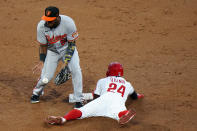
[72,31,78,38]
[46,34,67,44]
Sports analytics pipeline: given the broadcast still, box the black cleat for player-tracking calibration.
[74,102,84,108]
[31,94,40,104]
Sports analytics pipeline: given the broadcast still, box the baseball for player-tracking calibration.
[42,78,48,84]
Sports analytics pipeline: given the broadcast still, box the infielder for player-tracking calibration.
[31,6,84,108]
[45,62,144,125]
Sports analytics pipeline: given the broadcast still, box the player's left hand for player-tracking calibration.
[137,94,144,99]
[54,65,71,85]
[45,116,64,125]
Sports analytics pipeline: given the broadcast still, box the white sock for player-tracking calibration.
[61,117,66,123]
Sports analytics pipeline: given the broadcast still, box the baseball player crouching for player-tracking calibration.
[45,62,144,125]
[31,6,84,108]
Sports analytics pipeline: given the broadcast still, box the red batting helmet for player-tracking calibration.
[106,62,123,77]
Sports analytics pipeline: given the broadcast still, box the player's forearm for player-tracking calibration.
[40,44,47,54]
[130,91,138,100]
[64,41,76,64]
[39,44,47,62]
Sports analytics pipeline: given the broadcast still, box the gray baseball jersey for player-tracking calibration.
[37,15,79,53]
[33,15,83,102]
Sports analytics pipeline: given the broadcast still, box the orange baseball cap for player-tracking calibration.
[41,6,59,21]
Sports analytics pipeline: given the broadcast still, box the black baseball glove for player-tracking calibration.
[54,66,71,85]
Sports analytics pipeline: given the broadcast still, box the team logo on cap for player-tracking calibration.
[46,11,51,16]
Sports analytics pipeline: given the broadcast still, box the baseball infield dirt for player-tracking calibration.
[0,0,197,131]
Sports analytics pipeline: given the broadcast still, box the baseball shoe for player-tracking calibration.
[74,102,84,108]
[30,94,40,104]
[119,109,136,125]
[45,116,64,125]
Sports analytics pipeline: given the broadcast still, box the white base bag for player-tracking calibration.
[69,93,93,103]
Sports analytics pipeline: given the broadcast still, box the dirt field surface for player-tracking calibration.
[0,0,197,130]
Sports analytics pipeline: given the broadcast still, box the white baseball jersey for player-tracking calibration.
[37,15,78,53]
[79,76,135,120]
[94,76,134,102]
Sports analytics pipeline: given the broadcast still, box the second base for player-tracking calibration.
[69,93,93,103]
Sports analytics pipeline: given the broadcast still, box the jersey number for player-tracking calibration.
[107,83,126,97]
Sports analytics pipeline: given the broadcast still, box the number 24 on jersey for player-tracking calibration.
[107,83,126,97]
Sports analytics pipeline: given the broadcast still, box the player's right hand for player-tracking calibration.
[32,61,44,74]
[137,94,144,99]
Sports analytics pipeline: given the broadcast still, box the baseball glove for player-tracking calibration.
[45,116,63,125]
[54,66,71,85]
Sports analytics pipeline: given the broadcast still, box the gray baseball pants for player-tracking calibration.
[32,48,83,102]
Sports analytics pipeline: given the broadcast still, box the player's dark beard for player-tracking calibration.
[44,17,61,29]
[44,21,59,29]
[50,21,59,28]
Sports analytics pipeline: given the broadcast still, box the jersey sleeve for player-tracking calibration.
[66,20,79,42]
[128,82,135,95]
[37,22,47,45]
[94,79,104,96]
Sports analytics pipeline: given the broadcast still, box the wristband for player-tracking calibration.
[40,54,46,62]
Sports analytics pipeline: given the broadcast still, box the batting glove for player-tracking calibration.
[137,94,144,99]
[64,55,72,65]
